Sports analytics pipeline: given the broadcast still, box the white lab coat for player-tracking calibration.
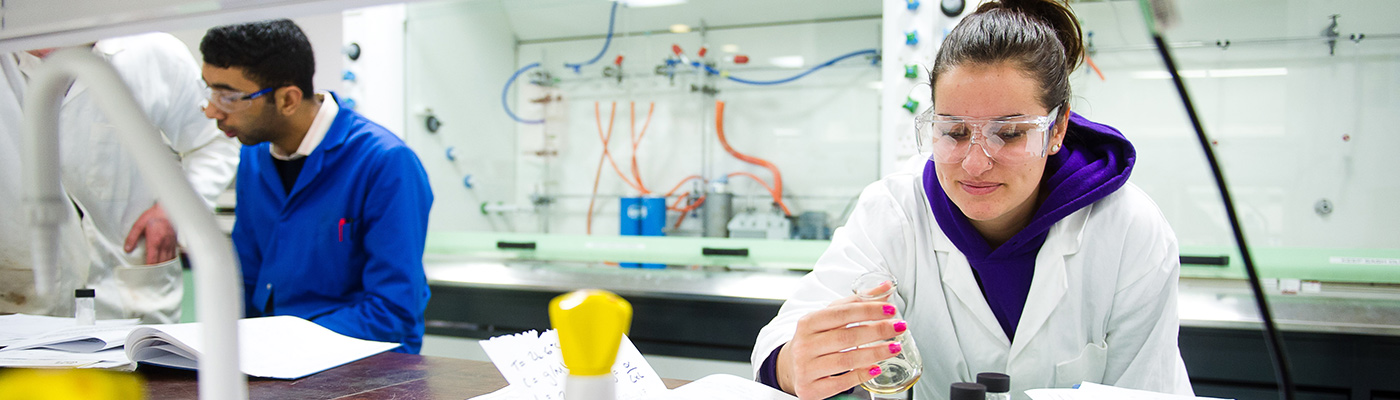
[752,157,1193,400]
[0,56,91,317]
[1,33,239,323]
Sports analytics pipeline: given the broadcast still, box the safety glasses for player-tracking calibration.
[203,86,274,113]
[915,106,1061,165]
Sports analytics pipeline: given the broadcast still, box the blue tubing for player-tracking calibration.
[502,62,544,125]
[705,49,879,86]
[563,2,619,74]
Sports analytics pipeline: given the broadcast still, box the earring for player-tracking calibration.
[1051,144,1062,154]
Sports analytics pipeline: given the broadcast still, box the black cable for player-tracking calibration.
[1149,34,1296,400]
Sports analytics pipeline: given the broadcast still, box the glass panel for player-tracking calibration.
[406,0,881,240]
[1072,0,1400,281]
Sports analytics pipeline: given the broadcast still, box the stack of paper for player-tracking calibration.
[0,314,140,369]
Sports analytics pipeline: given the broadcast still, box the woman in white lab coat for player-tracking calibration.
[751,1,1194,399]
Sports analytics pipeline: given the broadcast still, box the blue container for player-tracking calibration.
[619,197,665,269]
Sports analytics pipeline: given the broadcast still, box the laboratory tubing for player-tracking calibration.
[75,288,95,325]
[851,271,923,396]
[949,382,987,400]
[976,372,1011,400]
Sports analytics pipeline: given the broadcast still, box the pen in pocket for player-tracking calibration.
[338,217,354,242]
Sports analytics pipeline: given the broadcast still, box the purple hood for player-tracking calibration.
[922,112,1135,340]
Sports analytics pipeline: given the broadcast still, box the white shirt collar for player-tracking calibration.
[270,91,338,161]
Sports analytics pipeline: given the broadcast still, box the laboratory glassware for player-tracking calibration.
[852,271,923,396]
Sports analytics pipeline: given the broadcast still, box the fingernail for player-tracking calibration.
[883,304,896,316]
[893,320,907,333]
[889,343,902,354]
[868,366,882,376]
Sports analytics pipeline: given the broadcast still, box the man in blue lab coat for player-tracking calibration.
[200,19,433,353]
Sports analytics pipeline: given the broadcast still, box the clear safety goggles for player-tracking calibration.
[914,106,1061,165]
[203,86,273,113]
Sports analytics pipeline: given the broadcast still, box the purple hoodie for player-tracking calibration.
[757,112,1135,392]
[923,111,1135,340]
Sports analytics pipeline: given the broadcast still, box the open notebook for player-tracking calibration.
[126,315,400,379]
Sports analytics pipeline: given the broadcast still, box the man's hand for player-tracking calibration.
[124,203,178,264]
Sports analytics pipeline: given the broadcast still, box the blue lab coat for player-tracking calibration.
[232,102,433,354]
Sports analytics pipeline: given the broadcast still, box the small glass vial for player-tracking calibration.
[74,288,95,325]
[977,372,1011,400]
[949,382,987,400]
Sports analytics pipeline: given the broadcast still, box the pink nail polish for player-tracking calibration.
[883,304,896,316]
[868,366,882,376]
[889,343,902,354]
[893,320,907,333]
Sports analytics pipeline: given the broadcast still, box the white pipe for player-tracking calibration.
[22,47,247,400]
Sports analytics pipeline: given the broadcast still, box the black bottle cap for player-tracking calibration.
[75,288,95,298]
[950,382,986,400]
[977,372,1011,393]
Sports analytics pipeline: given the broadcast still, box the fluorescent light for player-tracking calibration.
[669,24,691,34]
[1132,68,1288,80]
[769,55,805,69]
[612,0,687,7]
[721,44,740,53]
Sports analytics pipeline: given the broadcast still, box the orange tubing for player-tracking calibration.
[586,102,623,235]
[1085,54,1106,81]
[628,102,656,195]
[663,175,704,198]
[715,101,792,216]
[672,195,706,229]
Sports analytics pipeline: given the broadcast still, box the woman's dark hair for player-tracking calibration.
[201,19,316,99]
[929,0,1083,117]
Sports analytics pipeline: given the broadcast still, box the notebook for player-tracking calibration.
[124,315,400,379]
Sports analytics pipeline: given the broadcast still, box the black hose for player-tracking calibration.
[1149,34,1296,400]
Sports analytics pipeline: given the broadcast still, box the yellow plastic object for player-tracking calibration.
[0,369,145,400]
[549,289,633,377]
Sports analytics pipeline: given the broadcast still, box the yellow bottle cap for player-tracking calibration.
[549,289,632,376]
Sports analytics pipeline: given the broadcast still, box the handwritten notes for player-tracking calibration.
[478,330,667,400]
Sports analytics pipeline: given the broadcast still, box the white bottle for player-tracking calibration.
[74,288,95,325]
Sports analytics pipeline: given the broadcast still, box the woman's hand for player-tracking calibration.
[776,294,907,399]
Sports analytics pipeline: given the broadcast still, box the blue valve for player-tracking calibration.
[907,0,920,11]
[463,175,474,190]
[342,97,356,110]
[342,70,356,82]
[905,30,919,46]
[445,146,457,161]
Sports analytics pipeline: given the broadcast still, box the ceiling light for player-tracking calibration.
[612,0,687,7]
[670,24,691,34]
[721,44,740,53]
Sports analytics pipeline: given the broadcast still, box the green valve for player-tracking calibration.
[905,31,919,46]
[902,97,919,114]
[904,64,918,79]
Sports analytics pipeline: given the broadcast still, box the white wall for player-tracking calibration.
[403,0,521,233]
[342,4,407,137]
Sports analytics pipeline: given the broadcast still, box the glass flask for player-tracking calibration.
[851,271,923,396]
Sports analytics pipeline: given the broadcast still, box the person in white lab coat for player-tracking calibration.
[0,32,240,323]
[751,1,1193,399]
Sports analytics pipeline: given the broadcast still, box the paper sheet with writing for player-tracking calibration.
[1026,382,1233,400]
[477,330,667,400]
